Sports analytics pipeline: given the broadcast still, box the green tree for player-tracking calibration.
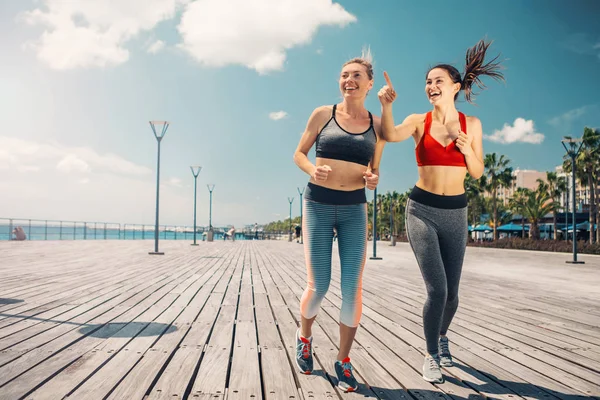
[543,172,567,240]
[508,187,530,238]
[522,182,555,240]
[465,174,485,226]
[481,153,514,240]
[578,128,599,243]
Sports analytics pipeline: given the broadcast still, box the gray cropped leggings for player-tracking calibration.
[405,197,468,356]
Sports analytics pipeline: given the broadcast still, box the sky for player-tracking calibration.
[1,0,599,228]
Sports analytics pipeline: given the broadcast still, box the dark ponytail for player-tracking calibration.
[428,39,505,103]
[461,39,505,103]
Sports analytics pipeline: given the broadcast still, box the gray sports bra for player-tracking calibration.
[315,104,377,166]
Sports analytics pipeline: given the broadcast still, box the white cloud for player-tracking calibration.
[0,138,258,226]
[166,177,182,187]
[485,118,545,144]
[148,40,166,54]
[17,166,41,173]
[269,111,288,121]
[549,104,598,128]
[22,0,189,70]
[177,0,356,74]
[57,155,91,173]
[0,136,151,176]
[560,33,600,61]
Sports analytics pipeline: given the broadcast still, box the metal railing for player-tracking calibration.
[0,218,296,241]
[1,218,213,241]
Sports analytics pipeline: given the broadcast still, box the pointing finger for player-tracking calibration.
[383,71,394,91]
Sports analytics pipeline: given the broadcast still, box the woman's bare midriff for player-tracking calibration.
[415,165,467,195]
[309,157,368,191]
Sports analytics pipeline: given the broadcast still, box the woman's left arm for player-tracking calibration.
[456,117,484,179]
[365,117,387,189]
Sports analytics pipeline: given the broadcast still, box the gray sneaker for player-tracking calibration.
[422,354,443,383]
[438,336,453,367]
[295,329,313,374]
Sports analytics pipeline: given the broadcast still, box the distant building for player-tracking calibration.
[555,165,599,213]
[494,166,595,213]
[497,169,548,205]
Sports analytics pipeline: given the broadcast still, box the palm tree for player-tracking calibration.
[543,172,567,240]
[483,197,512,229]
[577,128,599,243]
[482,153,514,240]
[368,192,386,240]
[395,190,410,236]
[384,190,401,238]
[562,143,586,238]
[509,187,529,238]
[522,182,555,240]
[563,128,600,244]
[465,174,485,226]
[380,192,392,238]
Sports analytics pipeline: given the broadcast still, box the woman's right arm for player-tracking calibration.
[293,106,330,177]
[381,107,420,142]
[378,72,419,142]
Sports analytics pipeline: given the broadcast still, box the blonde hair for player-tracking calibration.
[342,46,374,80]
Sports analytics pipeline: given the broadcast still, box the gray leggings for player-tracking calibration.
[405,195,468,356]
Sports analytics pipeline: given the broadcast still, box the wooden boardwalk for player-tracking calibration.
[0,240,599,400]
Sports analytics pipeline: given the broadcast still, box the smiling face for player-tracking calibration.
[340,62,373,99]
[425,67,461,105]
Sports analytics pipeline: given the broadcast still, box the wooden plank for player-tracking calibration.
[271,305,337,400]
[270,245,589,400]
[0,249,214,376]
[255,293,298,400]
[0,261,195,363]
[227,320,261,399]
[273,250,479,400]
[261,250,366,400]
[357,283,597,400]
[22,293,181,400]
[354,277,600,397]
[29,251,233,400]
[228,252,262,399]
[189,305,236,398]
[255,247,337,400]
[0,239,598,399]
[0,281,179,399]
[452,316,600,379]
[100,253,238,400]
[146,285,235,398]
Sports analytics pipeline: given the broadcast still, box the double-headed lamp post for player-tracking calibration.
[561,137,585,264]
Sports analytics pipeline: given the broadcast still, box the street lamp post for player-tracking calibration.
[149,121,169,256]
[190,166,202,246]
[370,187,382,260]
[389,201,396,246]
[561,137,584,264]
[565,187,569,242]
[297,186,304,244]
[288,197,294,242]
[207,184,215,242]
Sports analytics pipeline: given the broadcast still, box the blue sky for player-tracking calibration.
[1,0,599,228]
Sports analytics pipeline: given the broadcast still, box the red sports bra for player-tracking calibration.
[415,111,467,167]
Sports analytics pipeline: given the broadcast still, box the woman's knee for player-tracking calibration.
[312,280,331,297]
[426,283,447,304]
[446,292,459,307]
